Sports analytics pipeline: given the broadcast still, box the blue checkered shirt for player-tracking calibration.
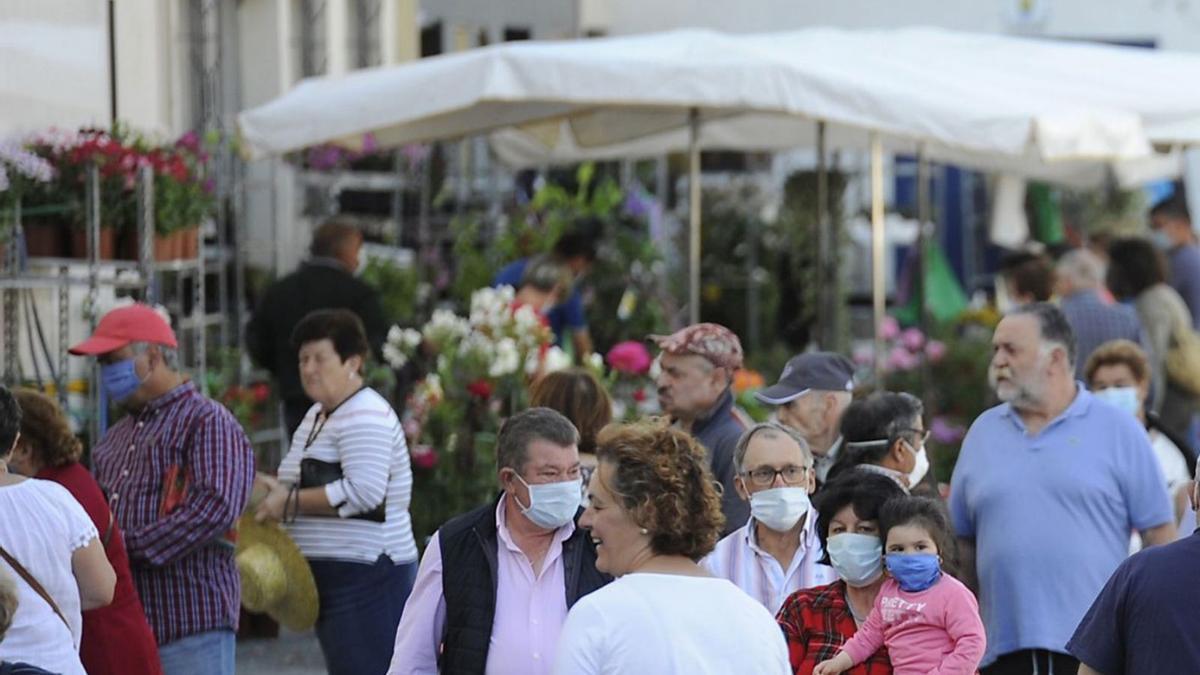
[1060,289,1147,380]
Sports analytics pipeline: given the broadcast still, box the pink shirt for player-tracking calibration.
[842,574,986,675]
[700,513,835,615]
[388,496,573,675]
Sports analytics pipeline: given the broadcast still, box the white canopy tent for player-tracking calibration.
[238,27,1198,344]
[0,17,110,137]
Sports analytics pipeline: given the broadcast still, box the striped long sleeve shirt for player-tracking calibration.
[91,382,254,645]
[277,387,418,565]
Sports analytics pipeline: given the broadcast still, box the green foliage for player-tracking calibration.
[362,257,421,323]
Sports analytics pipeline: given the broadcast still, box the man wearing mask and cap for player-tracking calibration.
[755,353,855,485]
[702,422,836,615]
[389,408,609,675]
[651,322,751,534]
[70,303,254,675]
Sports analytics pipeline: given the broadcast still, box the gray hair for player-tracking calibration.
[1007,302,1077,368]
[497,407,579,474]
[131,341,180,371]
[1056,249,1105,290]
[734,421,812,474]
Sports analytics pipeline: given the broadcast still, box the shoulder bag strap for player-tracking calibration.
[0,543,70,629]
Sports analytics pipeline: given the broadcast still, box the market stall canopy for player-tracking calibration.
[0,16,110,137]
[237,27,1161,172]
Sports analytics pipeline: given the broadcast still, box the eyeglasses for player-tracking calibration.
[902,429,931,445]
[742,465,812,487]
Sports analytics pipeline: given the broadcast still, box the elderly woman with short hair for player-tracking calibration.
[7,389,161,675]
[553,422,790,674]
[256,309,417,675]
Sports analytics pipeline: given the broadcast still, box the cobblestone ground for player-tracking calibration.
[236,630,327,674]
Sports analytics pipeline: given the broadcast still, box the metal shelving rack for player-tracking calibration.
[0,164,213,444]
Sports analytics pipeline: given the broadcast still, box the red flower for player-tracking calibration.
[250,383,271,404]
[466,379,494,399]
[411,445,439,470]
[632,388,646,402]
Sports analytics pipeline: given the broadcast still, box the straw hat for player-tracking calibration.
[235,490,319,631]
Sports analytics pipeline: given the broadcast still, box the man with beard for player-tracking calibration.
[948,303,1175,675]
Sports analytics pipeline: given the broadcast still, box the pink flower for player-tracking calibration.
[900,328,925,352]
[607,341,652,375]
[925,340,947,362]
[880,316,900,341]
[886,346,920,372]
[411,445,438,470]
[851,344,874,365]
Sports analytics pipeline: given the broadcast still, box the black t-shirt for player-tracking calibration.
[1067,531,1200,674]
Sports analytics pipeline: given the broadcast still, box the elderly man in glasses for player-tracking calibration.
[701,422,836,615]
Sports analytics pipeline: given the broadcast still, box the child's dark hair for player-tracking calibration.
[879,496,958,576]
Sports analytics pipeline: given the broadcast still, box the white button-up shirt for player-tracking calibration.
[701,512,836,615]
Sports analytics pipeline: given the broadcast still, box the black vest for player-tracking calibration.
[437,494,609,675]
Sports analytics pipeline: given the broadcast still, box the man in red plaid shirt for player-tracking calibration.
[72,304,254,675]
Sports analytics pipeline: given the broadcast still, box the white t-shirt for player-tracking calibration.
[278,387,418,564]
[0,478,98,675]
[553,573,790,675]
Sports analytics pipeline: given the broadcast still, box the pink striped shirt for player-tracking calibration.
[842,574,986,675]
[701,513,836,615]
[91,383,254,645]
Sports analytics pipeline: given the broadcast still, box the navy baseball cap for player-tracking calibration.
[754,352,855,405]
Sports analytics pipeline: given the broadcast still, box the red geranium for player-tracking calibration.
[466,379,494,399]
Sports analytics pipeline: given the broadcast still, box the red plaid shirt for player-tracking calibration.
[91,383,254,645]
[776,580,892,675]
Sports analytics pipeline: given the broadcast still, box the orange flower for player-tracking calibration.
[733,369,765,394]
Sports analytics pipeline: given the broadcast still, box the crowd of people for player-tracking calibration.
[2,198,1200,674]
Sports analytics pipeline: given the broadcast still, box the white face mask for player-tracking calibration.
[826,533,884,587]
[514,475,582,530]
[1093,386,1140,418]
[905,440,930,487]
[749,487,811,532]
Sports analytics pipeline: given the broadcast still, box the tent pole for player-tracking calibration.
[916,144,931,399]
[816,120,831,349]
[870,133,886,383]
[689,107,701,326]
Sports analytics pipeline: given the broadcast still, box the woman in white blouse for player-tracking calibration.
[553,421,790,675]
[0,386,115,675]
[256,310,417,675]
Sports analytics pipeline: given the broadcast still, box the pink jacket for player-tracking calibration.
[842,574,986,675]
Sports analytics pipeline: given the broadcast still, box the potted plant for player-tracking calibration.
[0,140,57,257]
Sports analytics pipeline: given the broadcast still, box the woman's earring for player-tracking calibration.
[639,528,649,535]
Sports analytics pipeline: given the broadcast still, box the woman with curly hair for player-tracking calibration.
[9,389,161,675]
[553,422,790,674]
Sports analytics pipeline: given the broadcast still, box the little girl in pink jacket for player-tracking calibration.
[815,496,986,675]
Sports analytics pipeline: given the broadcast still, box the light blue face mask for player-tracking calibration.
[827,533,884,587]
[100,358,144,403]
[514,474,582,530]
[1092,386,1140,417]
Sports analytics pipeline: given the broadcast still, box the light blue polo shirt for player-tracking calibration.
[949,386,1172,667]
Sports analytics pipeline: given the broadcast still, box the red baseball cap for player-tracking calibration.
[70,304,178,356]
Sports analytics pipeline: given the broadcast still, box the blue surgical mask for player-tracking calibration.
[514,475,582,530]
[100,358,144,403]
[1093,386,1140,417]
[827,533,884,587]
[886,553,942,592]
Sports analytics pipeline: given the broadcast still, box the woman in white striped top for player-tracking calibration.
[256,309,417,675]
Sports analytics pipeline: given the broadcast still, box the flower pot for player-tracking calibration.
[179,228,199,259]
[69,227,117,260]
[23,222,67,258]
[154,232,180,261]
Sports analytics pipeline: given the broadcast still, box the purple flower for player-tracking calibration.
[622,187,653,219]
[931,416,966,444]
[925,340,947,362]
[361,132,379,154]
[880,316,900,341]
[900,327,925,352]
[175,130,201,153]
[202,177,216,195]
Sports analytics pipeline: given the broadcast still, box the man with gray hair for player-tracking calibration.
[1067,459,1200,673]
[701,422,835,615]
[389,407,609,675]
[949,302,1174,675]
[1055,248,1146,380]
[70,304,254,675]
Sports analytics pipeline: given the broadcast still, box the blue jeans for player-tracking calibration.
[309,555,418,675]
[158,629,234,675]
